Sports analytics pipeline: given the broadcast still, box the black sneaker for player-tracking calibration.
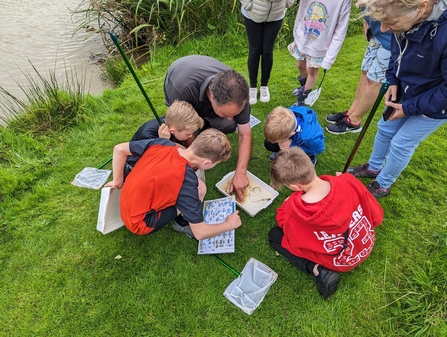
[326,111,348,124]
[346,163,380,178]
[313,266,340,300]
[326,117,362,135]
[367,180,390,199]
[172,215,195,239]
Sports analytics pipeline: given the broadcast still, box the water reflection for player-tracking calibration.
[0,0,110,108]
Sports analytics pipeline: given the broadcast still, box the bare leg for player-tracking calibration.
[347,72,382,124]
[348,71,368,113]
[296,60,308,79]
[304,66,319,91]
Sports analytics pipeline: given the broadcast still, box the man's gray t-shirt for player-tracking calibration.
[164,55,250,126]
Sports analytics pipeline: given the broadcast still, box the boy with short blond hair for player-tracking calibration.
[105,128,241,240]
[269,147,383,299]
[264,105,324,164]
[130,100,204,145]
[126,100,204,175]
[264,107,296,143]
[164,100,204,135]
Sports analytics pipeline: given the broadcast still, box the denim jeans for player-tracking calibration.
[368,114,447,189]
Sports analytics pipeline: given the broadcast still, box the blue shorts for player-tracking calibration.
[361,38,391,83]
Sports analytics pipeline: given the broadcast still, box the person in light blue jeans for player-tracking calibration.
[366,115,447,189]
[348,0,447,199]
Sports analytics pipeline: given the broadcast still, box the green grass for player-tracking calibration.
[1,32,447,336]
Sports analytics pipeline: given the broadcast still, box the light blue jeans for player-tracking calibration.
[368,114,447,189]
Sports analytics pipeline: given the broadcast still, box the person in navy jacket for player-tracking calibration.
[348,0,447,199]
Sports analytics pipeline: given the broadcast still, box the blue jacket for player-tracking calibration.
[386,3,447,119]
[288,106,325,156]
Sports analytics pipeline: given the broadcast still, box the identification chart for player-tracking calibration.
[198,196,236,254]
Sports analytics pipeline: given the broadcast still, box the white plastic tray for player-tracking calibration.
[97,187,125,234]
[216,170,279,217]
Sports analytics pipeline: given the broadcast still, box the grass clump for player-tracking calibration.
[387,260,447,336]
[0,64,90,133]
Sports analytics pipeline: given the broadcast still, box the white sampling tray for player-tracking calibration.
[216,170,279,217]
[96,187,125,234]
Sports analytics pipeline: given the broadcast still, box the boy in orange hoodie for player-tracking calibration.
[269,147,383,299]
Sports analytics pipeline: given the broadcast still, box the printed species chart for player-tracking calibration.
[198,196,235,254]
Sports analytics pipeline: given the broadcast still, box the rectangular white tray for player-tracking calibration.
[97,187,125,234]
[216,170,279,217]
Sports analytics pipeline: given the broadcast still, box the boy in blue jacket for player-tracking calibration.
[264,105,325,164]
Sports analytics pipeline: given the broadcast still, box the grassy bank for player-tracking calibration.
[1,31,447,336]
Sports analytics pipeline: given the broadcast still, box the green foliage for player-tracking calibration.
[102,55,133,87]
[75,0,242,54]
[0,128,51,200]
[389,261,447,336]
[0,64,90,134]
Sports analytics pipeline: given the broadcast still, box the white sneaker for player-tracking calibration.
[249,88,257,105]
[260,86,270,103]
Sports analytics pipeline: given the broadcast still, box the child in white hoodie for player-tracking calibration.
[289,0,351,105]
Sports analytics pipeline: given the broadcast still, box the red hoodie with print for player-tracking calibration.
[276,174,384,272]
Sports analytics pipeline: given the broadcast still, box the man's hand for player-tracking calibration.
[233,122,252,202]
[226,210,242,229]
[158,123,171,139]
[229,171,249,202]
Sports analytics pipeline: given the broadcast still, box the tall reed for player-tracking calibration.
[0,63,89,134]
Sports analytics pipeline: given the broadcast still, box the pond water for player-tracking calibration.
[0,0,110,115]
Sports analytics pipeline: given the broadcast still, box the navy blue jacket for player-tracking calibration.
[386,4,447,119]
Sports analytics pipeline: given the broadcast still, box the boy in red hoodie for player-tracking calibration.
[269,147,383,299]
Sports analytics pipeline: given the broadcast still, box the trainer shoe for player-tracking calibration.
[346,163,380,178]
[326,111,348,124]
[260,86,270,103]
[292,85,303,96]
[326,117,362,135]
[292,87,311,105]
[313,266,340,300]
[367,180,390,199]
[172,215,195,239]
[249,88,257,105]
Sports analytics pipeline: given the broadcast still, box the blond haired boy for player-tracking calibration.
[105,129,241,240]
[264,105,324,163]
[126,100,204,176]
[269,147,383,299]
[131,100,204,145]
